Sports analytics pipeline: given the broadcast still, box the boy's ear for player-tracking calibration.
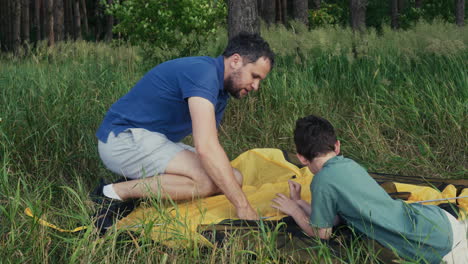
[335,140,341,155]
[296,153,310,166]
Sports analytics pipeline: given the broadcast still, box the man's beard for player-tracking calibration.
[224,70,242,99]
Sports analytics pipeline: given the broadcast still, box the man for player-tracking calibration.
[272,115,467,263]
[94,32,274,221]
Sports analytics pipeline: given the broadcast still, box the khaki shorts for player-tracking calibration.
[441,211,468,264]
[98,128,195,179]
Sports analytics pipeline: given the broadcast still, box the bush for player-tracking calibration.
[106,0,226,62]
[309,3,347,28]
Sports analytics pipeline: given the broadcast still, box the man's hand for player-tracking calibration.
[288,180,302,201]
[271,193,302,216]
[236,205,259,220]
[189,97,257,218]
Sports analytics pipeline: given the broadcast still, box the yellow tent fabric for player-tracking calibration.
[115,148,314,247]
[393,183,467,220]
[24,208,88,233]
[115,148,468,247]
[24,148,467,243]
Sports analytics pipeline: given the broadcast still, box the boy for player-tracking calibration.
[271,115,467,263]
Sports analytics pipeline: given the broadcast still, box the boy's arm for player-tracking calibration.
[289,205,332,239]
[272,194,332,239]
[297,199,312,216]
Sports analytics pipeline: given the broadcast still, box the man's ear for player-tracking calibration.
[229,53,243,69]
[296,153,310,166]
[335,140,341,155]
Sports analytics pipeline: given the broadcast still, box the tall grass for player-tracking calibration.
[0,20,467,263]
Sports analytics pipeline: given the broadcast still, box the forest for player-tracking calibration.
[0,0,467,263]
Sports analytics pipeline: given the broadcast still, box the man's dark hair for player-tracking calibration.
[222,32,275,68]
[294,115,337,161]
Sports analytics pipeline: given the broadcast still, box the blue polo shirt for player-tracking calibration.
[96,56,229,143]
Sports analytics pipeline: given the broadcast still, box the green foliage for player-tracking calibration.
[309,3,347,28]
[106,0,226,62]
[1,21,467,262]
[308,0,467,30]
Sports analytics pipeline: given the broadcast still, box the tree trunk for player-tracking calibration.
[63,0,72,39]
[21,0,30,43]
[455,0,465,26]
[391,0,399,29]
[94,0,103,41]
[312,0,321,10]
[54,0,64,41]
[73,0,81,40]
[0,0,12,51]
[33,0,39,41]
[80,0,88,36]
[350,0,367,32]
[276,0,282,23]
[40,0,46,39]
[292,0,308,26]
[281,0,287,24]
[105,0,114,41]
[415,0,423,8]
[13,0,22,53]
[46,0,54,46]
[258,0,276,25]
[398,0,405,12]
[227,0,259,39]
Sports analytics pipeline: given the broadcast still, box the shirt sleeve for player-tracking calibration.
[309,179,338,228]
[179,68,219,106]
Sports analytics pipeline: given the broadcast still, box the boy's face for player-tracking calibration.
[297,153,320,174]
[296,140,341,174]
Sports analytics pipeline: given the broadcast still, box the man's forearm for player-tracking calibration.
[198,143,250,209]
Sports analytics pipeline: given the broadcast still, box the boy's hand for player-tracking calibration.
[271,193,301,216]
[288,180,302,201]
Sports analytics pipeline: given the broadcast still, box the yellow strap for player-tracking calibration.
[24,208,88,233]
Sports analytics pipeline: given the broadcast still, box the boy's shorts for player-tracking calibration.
[441,211,468,264]
[98,128,195,179]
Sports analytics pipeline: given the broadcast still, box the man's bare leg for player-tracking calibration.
[112,150,242,200]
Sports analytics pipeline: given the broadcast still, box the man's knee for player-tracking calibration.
[195,168,243,197]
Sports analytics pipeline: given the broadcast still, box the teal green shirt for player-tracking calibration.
[310,156,452,263]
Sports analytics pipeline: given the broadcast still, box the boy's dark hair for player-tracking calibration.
[294,115,337,161]
[222,32,275,68]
